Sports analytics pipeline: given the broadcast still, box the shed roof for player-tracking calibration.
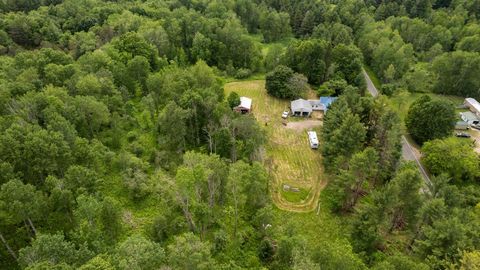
[465,98,480,113]
[291,99,313,112]
[461,111,479,121]
[238,97,252,110]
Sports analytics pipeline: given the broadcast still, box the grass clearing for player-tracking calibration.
[281,187,310,203]
[224,80,327,212]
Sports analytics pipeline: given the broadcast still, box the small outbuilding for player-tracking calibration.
[307,131,319,149]
[291,99,313,117]
[455,121,469,130]
[464,98,480,117]
[460,111,480,125]
[234,97,252,114]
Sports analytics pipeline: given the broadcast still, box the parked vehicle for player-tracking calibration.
[282,111,289,119]
[456,132,471,138]
[307,131,319,149]
[472,124,480,130]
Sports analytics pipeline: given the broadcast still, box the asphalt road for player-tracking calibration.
[362,68,432,185]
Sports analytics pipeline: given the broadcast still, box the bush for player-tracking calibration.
[227,91,240,109]
[405,95,456,144]
[234,68,252,79]
[317,79,348,96]
[422,137,480,181]
[265,65,308,99]
[380,83,397,96]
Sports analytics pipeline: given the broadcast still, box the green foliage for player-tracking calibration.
[431,51,480,98]
[422,137,480,181]
[18,233,92,268]
[351,163,424,257]
[358,21,415,82]
[331,147,379,212]
[265,65,307,99]
[413,208,480,268]
[114,235,165,270]
[78,256,114,270]
[227,92,241,109]
[459,251,480,270]
[167,232,216,270]
[284,39,328,85]
[401,63,434,93]
[0,179,47,233]
[1,1,480,269]
[259,10,291,42]
[322,113,366,169]
[372,254,429,270]
[317,79,348,96]
[405,95,456,144]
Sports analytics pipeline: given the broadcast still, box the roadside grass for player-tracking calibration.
[363,65,382,90]
[224,80,327,212]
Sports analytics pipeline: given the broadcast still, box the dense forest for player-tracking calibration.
[1,0,480,269]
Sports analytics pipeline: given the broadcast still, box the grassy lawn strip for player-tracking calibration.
[281,187,310,203]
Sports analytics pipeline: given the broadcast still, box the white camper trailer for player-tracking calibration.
[307,131,319,149]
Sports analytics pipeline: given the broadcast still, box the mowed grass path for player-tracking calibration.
[225,80,327,212]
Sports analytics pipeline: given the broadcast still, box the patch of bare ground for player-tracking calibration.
[285,120,323,131]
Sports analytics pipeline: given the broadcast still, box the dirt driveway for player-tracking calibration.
[285,120,323,131]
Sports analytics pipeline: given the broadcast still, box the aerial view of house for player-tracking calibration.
[234,96,252,114]
[290,97,338,117]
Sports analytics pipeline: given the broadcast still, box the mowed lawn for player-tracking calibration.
[224,80,326,212]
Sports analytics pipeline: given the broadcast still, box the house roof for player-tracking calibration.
[319,97,338,111]
[291,99,313,112]
[238,96,252,110]
[461,111,479,121]
[465,98,480,113]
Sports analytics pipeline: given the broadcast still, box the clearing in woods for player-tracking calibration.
[224,80,327,212]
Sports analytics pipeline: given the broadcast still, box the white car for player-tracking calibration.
[282,111,289,119]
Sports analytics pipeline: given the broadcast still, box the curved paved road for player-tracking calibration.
[362,68,432,186]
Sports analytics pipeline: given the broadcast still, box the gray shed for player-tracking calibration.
[460,111,480,125]
[455,121,469,130]
[291,99,313,117]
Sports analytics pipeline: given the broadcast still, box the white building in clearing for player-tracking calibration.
[291,99,313,117]
[291,97,338,117]
[234,97,252,114]
[460,111,480,125]
[307,131,319,149]
[464,98,480,117]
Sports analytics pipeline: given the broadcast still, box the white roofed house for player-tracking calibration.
[234,96,252,114]
[464,98,480,117]
[290,97,338,117]
[460,111,480,125]
[291,99,313,117]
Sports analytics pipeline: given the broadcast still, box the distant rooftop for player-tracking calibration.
[465,98,480,113]
[239,96,252,110]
